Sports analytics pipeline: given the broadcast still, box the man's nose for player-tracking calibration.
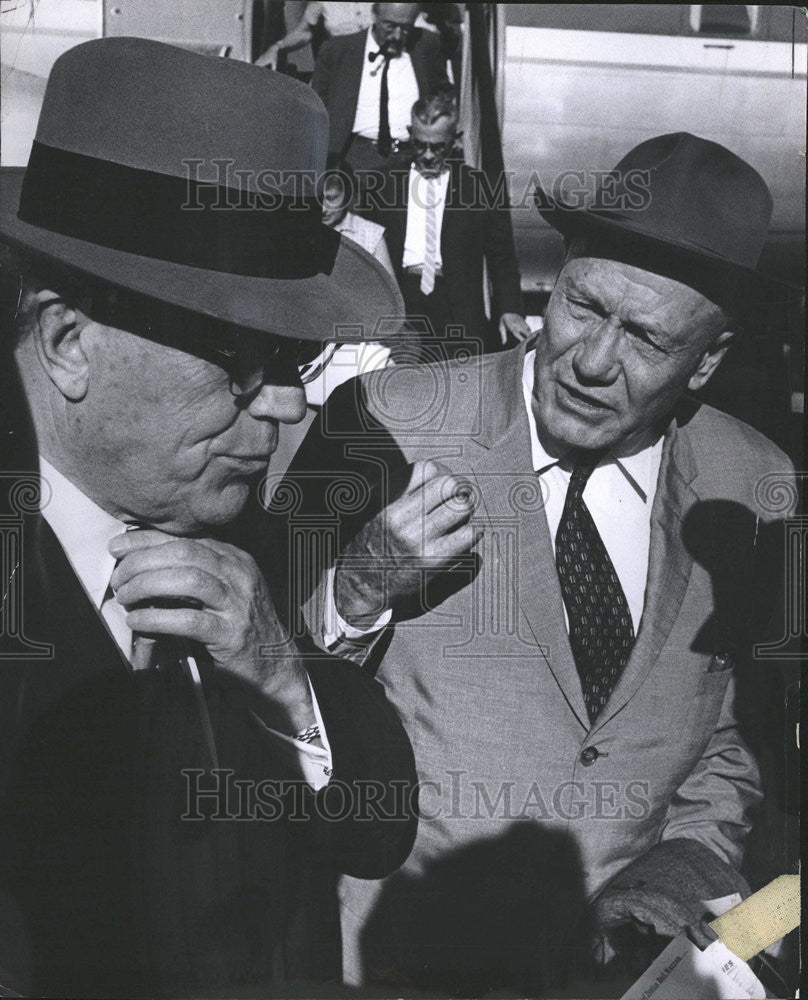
[572,317,622,384]
[247,382,308,424]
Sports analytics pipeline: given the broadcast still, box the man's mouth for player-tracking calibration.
[556,381,613,414]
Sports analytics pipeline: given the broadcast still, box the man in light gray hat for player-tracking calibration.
[0,37,416,998]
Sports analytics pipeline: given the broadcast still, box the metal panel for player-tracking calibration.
[102,0,251,60]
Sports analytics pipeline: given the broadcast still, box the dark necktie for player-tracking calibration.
[554,459,635,722]
[377,55,392,157]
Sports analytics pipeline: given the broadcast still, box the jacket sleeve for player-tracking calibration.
[482,179,525,318]
[307,652,418,879]
[311,36,335,107]
[591,679,760,949]
[658,673,761,869]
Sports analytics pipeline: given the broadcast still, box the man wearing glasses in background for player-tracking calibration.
[367,89,530,360]
[312,3,448,176]
[0,37,416,998]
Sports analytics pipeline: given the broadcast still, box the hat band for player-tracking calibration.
[18,141,329,278]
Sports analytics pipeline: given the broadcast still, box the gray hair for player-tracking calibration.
[412,87,458,128]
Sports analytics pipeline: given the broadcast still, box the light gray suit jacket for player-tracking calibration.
[275,343,792,990]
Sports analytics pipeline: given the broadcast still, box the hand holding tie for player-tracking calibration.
[108,529,312,732]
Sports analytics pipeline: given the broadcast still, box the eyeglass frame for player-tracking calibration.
[212,340,339,403]
[59,279,340,404]
[410,138,457,156]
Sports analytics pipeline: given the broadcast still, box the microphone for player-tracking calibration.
[368,49,381,62]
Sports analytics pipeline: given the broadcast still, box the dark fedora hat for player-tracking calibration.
[535,132,776,286]
[0,37,402,341]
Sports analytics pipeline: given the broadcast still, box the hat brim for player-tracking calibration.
[534,187,794,299]
[1,168,403,341]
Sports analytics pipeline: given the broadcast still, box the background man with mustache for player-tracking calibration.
[312,2,448,174]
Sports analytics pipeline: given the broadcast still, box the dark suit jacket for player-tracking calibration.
[0,364,417,999]
[311,28,448,157]
[367,157,525,348]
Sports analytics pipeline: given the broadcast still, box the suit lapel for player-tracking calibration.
[468,348,590,729]
[18,514,133,729]
[592,419,698,732]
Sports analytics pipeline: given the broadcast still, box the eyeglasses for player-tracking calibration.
[74,284,338,403]
[378,19,414,34]
[213,339,338,403]
[411,139,455,155]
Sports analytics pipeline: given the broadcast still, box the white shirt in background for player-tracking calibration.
[402,165,450,268]
[313,2,373,36]
[352,28,419,141]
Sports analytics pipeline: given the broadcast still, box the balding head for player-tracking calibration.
[372,3,420,55]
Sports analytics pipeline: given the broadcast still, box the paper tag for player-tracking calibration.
[702,893,744,917]
[620,933,766,1000]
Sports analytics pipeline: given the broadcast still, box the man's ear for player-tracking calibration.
[688,330,734,392]
[30,291,91,401]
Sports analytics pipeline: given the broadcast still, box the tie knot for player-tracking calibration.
[567,457,598,502]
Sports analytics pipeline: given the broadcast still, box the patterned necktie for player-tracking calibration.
[377,55,392,157]
[420,177,437,295]
[554,459,635,722]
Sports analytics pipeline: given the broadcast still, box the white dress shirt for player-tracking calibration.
[323,347,664,649]
[315,2,373,36]
[520,350,663,632]
[402,165,450,269]
[38,457,332,788]
[352,28,419,141]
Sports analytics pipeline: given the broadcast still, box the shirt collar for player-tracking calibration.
[521,348,663,503]
[409,163,451,186]
[38,457,127,609]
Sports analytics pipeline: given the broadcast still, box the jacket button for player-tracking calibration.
[580,746,600,766]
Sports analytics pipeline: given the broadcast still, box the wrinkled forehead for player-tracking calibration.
[410,115,456,141]
[559,237,732,331]
[375,3,419,25]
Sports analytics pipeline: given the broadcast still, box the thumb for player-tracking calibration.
[406,458,454,495]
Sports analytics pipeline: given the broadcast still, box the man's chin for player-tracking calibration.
[540,411,621,455]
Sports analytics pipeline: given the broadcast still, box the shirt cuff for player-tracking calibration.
[322,564,392,647]
[251,676,332,791]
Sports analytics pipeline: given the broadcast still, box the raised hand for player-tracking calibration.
[109,529,312,729]
[334,459,482,628]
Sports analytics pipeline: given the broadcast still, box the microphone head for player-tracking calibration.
[368,49,380,62]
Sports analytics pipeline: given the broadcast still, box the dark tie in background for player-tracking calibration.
[377,54,392,157]
[554,459,635,722]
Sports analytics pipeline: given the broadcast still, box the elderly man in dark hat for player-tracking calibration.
[277,133,798,993]
[0,38,417,998]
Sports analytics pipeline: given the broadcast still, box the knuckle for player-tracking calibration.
[173,539,195,563]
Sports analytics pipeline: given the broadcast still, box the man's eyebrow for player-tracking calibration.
[564,274,669,341]
[622,315,668,341]
[563,274,608,308]
[562,274,597,299]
